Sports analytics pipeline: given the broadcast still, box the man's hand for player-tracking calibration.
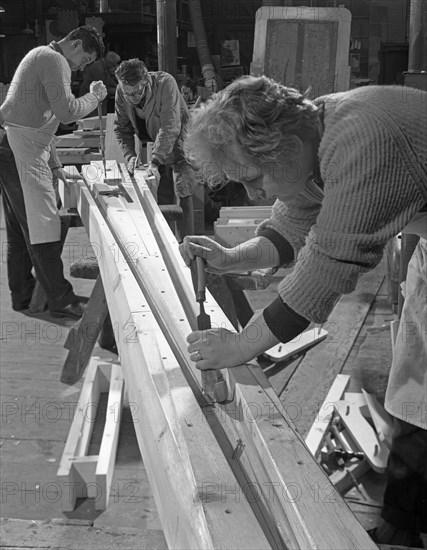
[89,80,107,101]
[179,235,236,274]
[187,328,249,370]
[147,162,161,185]
[52,167,68,187]
[127,156,137,176]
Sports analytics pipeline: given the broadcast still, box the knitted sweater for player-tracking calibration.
[257,85,427,324]
[0,43,98,128]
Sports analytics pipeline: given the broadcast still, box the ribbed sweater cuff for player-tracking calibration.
[257,228,294,266]
[263,297,310,343]
[279,271,341,324]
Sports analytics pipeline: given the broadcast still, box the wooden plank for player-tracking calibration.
[78,184,271,550]
[96,363,125,510]
[0,518,168,550]
[305,374,350,457]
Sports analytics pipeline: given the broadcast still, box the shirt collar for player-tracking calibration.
[49,41,64,56]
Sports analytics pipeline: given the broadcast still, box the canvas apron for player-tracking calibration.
[5,115,60,245]
[385,232,427,430]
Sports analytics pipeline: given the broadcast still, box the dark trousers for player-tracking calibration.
[382,417,427,533]
[0,129,76,311]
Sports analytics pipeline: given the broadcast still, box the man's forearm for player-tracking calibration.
[237,309,281,362]
[228,236,281,272]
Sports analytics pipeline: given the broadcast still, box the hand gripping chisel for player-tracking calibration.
[190,257,228,404]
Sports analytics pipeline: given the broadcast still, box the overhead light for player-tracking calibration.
[0,7,5,12]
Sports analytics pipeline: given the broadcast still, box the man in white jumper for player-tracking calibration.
[0,26,107,318]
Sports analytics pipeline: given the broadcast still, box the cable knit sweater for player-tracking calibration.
[257,85,427,324]
[0,42,98,128]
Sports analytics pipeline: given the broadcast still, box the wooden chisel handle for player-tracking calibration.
[195,256,206,303]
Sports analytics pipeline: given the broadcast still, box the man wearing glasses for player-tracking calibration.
[114,58,196,240]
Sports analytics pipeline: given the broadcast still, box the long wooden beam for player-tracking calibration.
[78,186,271,549]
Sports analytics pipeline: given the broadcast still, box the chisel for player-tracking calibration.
[190,256,228,403]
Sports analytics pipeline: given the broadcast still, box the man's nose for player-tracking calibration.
[243,183,265,201]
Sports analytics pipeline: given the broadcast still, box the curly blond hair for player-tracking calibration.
[184,75,319,187]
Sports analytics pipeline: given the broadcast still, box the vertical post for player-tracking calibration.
[407,0,427,71]
[156,0,177,77]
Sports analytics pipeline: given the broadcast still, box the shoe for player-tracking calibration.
[12,301,30,311]
[50,300,86,320]
[368,527,424,548]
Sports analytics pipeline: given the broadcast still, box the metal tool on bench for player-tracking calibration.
[98,102,107,176]
[190,256,228,404]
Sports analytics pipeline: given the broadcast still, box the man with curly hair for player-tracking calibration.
[0,26,107,318]
[180,75,427,547]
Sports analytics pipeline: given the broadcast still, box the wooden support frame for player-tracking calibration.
[57,356,124,512]
[75,162,378,549]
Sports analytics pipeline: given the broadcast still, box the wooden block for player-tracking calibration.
[58,180,79,209]
[334,400,389,473]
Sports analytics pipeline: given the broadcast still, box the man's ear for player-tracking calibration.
[71,38,82,50]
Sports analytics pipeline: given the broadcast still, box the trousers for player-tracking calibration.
[382,417,427,533]
[0,128,76,311]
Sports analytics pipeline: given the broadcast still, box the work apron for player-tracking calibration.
[385,236,427,429]
[5,115,60,245]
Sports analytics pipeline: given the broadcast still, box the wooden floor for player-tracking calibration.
[0,210,416,546]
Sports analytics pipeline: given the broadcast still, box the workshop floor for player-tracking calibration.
[1,213,425,548]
